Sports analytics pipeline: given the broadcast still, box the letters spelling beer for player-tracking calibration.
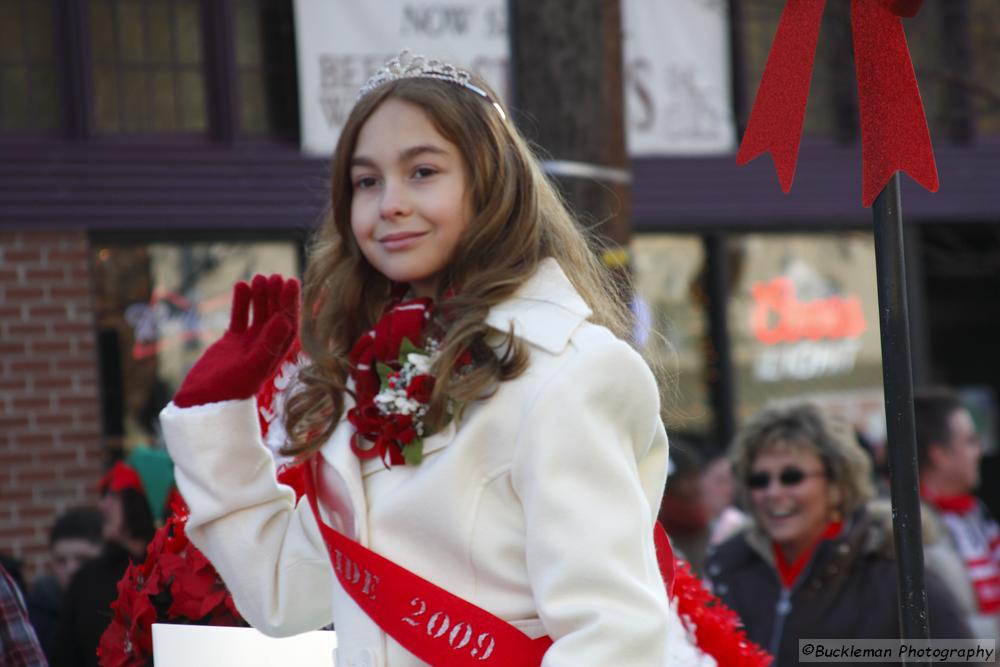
[751,277,867,345]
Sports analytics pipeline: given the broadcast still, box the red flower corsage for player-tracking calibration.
[346,297,469,467]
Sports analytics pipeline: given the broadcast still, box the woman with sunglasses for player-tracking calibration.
[705,402,971,667]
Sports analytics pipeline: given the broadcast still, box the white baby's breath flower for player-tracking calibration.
[368,339,454,448]
[407,353,432,375]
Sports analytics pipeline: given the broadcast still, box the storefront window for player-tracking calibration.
[727,232,887,446]
[89,0,208,133]
[0,0,59,131]
[632,234,713,437]
[743,0,852,138]
[902,2,949,138]
[970,0,1000,136]
[92,240,299,455]
[234,0,299,137]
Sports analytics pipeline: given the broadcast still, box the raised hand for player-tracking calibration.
[173,274,300,408]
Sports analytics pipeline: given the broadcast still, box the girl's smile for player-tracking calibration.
[350,98,473,298]
[377,230,429,251]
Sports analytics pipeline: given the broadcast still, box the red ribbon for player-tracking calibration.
[736,0,938,207]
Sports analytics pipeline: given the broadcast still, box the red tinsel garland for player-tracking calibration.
[671,559,772,667]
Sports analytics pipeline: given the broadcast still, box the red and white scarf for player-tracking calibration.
[924,490,1000,614]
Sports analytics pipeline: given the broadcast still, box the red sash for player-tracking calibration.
[302,456,676,666]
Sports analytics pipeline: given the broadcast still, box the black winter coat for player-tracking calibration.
[705,509,973,667]
[50,544,138,667]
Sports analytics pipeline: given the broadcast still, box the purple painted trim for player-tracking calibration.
[631,138,1000,230]
[1,139,998,231]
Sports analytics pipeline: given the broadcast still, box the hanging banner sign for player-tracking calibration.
[292,0,735,157]
[622,0,735,156]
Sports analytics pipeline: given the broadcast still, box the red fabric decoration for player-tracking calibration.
[736,0,938,207]
[771,520,843,588]
[654,522,676,594]
[173,274,300,408]
[98,462,145,495]
[276,463,308,501]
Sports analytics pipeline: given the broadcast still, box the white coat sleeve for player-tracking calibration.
[510,335,672,667]
[159,398,334,636]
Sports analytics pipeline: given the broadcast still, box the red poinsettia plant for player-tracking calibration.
[97,496,247,667]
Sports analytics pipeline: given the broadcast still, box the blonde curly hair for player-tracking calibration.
[730,402,875,518]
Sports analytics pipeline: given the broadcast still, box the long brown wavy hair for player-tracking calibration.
[282,74,633,458]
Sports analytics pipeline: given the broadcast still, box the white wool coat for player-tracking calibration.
[160,259,710,667]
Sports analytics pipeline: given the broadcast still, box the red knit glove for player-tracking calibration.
[173,274,300,408]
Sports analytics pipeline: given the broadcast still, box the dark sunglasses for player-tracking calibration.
[747,466,826,490]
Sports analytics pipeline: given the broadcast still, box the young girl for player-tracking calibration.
[161,52,713,667]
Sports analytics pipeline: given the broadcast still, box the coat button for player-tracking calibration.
[716,583,729,595]
[707,563,721,577]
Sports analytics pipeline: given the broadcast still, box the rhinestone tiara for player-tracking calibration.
[356,50,505,119]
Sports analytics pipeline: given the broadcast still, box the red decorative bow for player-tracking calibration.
[736,0,938,207]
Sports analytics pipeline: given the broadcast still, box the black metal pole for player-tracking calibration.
[872,173,931,664]
[705,233,736,448]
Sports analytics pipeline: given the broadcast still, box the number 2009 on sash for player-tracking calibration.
[402,597,495,661]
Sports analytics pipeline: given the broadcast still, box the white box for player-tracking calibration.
[152,623,337,667]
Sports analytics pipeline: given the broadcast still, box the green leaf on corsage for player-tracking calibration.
[402,438,424,466]
[376,361,395,391]
[398,337,424,364]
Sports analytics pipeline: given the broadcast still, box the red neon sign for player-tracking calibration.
[750,276,867,345]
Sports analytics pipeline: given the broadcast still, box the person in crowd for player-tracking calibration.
[0,554,28,599]
[155,50,726,667]
[659,440,748,576]
[51,463,155,667]
[916,387,1000,639]
[699,445,748,548]
[706,402,972,666]
[27,507,103,661]
[1,561,48,666]
[659,441,711,574]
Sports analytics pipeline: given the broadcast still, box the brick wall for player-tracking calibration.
[1,230,102,582]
